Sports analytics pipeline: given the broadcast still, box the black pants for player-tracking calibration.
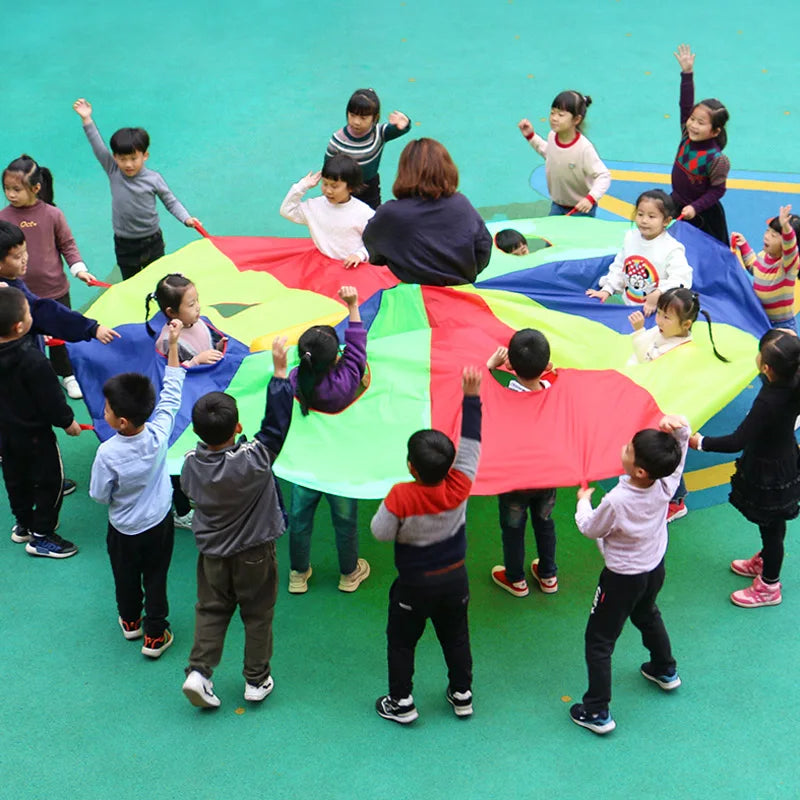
[106,513,174,636]
[352,174,381,210]
[686,201,728,244]
[759,519,786,583]
[386,568,472,699]
[0,428,63,534]
[583,560,675,713]
[170,475,191,516]
[48,291,74,378]
[114,230,165,280]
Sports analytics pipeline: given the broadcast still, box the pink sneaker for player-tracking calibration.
[531,559,558,594]
[491,566,529,597]
[730,575,782,608]
[730,552,763,577]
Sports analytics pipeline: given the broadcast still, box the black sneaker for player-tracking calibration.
[63,479,77,496]
[446,687,473,717]
[25,532,78,559]
[570,703,616,734]
[375,694,419,724]
[141,629,174,658]
[11,523,32,543]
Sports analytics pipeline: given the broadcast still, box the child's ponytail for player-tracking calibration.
[3,155,55,205]
[295,325,340,416]
[145,290,158,337]
[696,303,729,363]
[759,329,800,396]
[659,287,729,362]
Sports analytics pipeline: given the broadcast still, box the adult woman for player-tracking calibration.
[363,138,492,286]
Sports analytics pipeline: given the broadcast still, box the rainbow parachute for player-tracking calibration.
[67,218,765,498]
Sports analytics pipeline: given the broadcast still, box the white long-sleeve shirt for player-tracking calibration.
[574,424,689,574]
[279,177,374,261]
[628,326,692,364]
[598,229,693,306]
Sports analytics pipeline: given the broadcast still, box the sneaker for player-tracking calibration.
[491,565,529,597]
[730,552,763,577]
[375,694,418,724]
[173,509,194,530]
[731,575,782,608]
[339,558,370,592]
[182,670,221,708]
[61,375,83,400]
[446,687,473,717]
[25,532,78,559]
[569,703,616,734]
[10,523,32,543]
[640,662,681,691]
[288,566,312,594]
[531,559,558,594]
[62,479,77,496]
[141,629,174,658]
[666,498,688,523]
[118,616,143,640]
[244,675,275,702]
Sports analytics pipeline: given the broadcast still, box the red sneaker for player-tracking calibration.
[666,499,688,523]
[531,559,558,594]
[491,566,529,597]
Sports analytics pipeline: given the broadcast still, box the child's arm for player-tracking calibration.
[371,497,402,542]
[587,242,626,300]
[253,336,294,457]
[487,346,509,370]
[629,313,659,363]
[693,395,771,454]
[657,241,693,298]
[89,451,116,505]
[279,172,319,224]
[731,232,757,272]
[577,144,612,213]
[73,98,116,175]
[384,111,412,141]
[673,45,696,126]
[658,414,691,498]
[452,367,482,480]
[574,486,615,542]
[518,119,548,158]
[149,320,186,441]
[25,287,119,344]
[153,174,196,228]
[779,205,799,277]
[53,210,97,285]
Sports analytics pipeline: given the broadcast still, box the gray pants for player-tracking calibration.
[187,541,277,685]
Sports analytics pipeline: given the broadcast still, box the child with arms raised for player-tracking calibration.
[518,90,610,217]
[571,414,689,735]
[280,155,374,268]
[180,336,293,708]
[89,319,186,657]
[587,190,692,316]
[287,285,370,594]
[371,367,482,724]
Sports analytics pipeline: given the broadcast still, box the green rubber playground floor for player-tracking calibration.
[3,1,800,798]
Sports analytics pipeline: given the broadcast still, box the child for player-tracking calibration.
[690,329,800,608]
[72,98,200,280]
[587,189,693,316]
[572,414,689,735]
[494,229,529,255]
[180,337,292,708]
[279,155,375,267]
[486,330,559,597]
[671,44,730,244]
[518,90,611,217]
[325,88,411,209]
[89,320,186,658]
[0,287,82,558]
[0,155,98,399]
[371,366,482,724]
[287,286,370,593]
[732,205,800,333]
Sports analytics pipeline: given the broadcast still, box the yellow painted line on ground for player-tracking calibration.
[598,194,635,217]
[609,169,800,194]
[684,461,736,492]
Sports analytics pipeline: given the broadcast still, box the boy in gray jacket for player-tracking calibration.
[180,337,292,709]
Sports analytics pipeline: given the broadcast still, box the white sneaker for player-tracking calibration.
[288,566,312,594]
[173,509,194,529]
[338,558,370,592]
[182,670,221,708]
[244,675,274,702]
[61,375,83,399]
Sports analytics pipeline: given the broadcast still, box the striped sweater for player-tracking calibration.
[371,396,481,582]
[738,230,799,323]
[324,120,411,182]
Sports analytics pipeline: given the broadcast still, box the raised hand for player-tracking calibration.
[462,365,482,396]
[518,118,534,138]
[674,44,695,73]
[388,111,410,129]
[486,346,509,370]
[72,98,93,121]
[628,311,645,331]
[272,335,288,378]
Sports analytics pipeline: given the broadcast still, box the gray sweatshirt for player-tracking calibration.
[83,122,190,238]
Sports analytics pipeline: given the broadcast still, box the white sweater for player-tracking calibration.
[628,327,692,364]
[598,229,693,306]
[279,177,374,261]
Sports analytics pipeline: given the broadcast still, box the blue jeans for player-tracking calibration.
[672,476,687,504]
[289,484,358,575]
[549,201,597,218]
[498,489,557,582]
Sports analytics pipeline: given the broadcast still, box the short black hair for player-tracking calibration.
[769,213,800,240]
[407,429,456,485]
[0,286,27,336]
[103,373,156,427]
[346,88,380,120]
[631,429,681,480]
[494,229,528,253]
[0,220,25,260]
[192,391,239,446]
[109,127,150,155]
[321,154,364,191]
[508,328,550,380]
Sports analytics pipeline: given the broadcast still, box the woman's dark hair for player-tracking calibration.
[634,189,676,221]
[657,287,729,363]
[145,273,193,336]
[692,98,729,149]
[346,88,380,120]
[393,138,459,200]
[759,328,800,389]
[321,154,364,191]
[551,90,592,131]
[3,155,54,205]
[295,325,340,416]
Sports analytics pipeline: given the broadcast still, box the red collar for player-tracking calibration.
[554,131,581,149]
